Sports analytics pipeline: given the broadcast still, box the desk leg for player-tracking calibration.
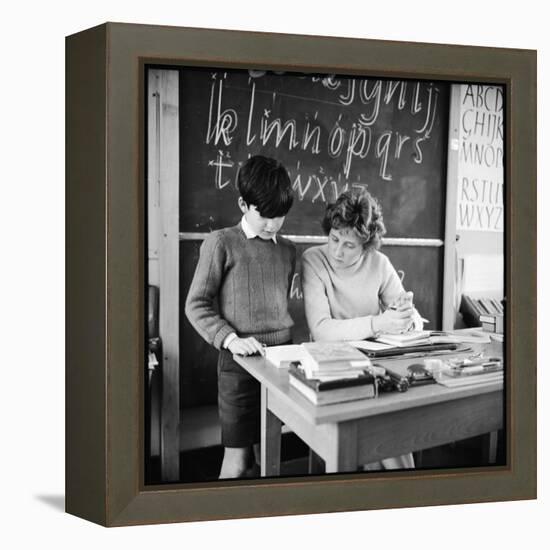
[482,430,499,464]
[324,422,358,474]
[260,385,281,477]
[308,450,325,474]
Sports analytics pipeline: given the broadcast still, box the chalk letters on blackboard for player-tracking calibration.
[202,73,442,202]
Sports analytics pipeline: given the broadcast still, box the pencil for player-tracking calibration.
[388,306,429,324]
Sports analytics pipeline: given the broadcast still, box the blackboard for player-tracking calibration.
[180,67,449,238]
[177,67,449,409]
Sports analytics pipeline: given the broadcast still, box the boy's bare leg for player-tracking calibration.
[219,446,249,479]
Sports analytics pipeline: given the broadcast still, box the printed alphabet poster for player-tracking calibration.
[456,84,504,232]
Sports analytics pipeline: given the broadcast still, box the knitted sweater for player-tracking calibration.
[185,224,296,349]
[301,245,405,341]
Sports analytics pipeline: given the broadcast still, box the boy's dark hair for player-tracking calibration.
[322,189,386,250]
[237,155,294,218]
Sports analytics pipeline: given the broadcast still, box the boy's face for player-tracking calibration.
[239,199,285,240]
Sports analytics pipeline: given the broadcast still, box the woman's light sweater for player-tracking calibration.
[301,244,405,341]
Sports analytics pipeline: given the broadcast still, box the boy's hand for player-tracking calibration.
[228,336,265,356]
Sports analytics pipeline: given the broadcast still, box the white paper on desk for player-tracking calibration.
[264,344,306,368]
[348,340,393,352]
[448,330,491,344]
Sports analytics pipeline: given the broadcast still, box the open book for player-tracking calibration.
[375,330,431,347]
[349,329,491,352]
[300,341,371,378]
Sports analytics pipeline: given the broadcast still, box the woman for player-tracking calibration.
[301,189,421,470]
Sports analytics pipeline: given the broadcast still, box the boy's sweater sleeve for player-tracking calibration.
[184,232,235,350]
[301,251,377,341]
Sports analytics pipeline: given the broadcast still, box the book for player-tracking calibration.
[460,295,504,328]
[358,342,460,358]
[300,341,371,378]
[429,330,491,345]
[350,331,489,355]
[443,362,503,378]
[349,340,393,352]
[308,371,365,382]
[375,330,431,347]
[460,295,483,327]
[435,371,503,388]
[264,344,307,368]
[288,364,376,405]
[479,313,504,333]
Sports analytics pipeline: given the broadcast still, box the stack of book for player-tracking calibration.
[460,295,504,328]
[288,363,376,405]
[287,342,376,405]
[480,313,504,333]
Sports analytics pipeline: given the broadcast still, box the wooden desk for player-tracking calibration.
[234,342,503,475]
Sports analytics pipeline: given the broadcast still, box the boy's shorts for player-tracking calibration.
[217,349,260,447]
[217,341,291,448]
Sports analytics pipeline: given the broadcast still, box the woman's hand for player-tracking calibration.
[228,336,265,356]
[411,310,425,331]
[372,306,415,335]
[390,291,414,312]
[387,291,425,332]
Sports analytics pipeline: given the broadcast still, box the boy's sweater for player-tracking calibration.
[185,224,296,349]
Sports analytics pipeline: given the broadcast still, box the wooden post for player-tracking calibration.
[442,85,461,330]
[148,69,180,481]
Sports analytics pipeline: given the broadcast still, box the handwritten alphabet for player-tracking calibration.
[205,72,442,203]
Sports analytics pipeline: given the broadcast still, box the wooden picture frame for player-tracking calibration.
[66,22,536,526]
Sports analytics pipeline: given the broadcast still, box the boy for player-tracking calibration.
[185,155,296,479]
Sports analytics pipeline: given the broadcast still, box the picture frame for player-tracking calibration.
[66,22,536,526]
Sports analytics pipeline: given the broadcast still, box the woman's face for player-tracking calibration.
[327,227,364,268]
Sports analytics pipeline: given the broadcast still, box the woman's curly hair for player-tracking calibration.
[321,189,386,249]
